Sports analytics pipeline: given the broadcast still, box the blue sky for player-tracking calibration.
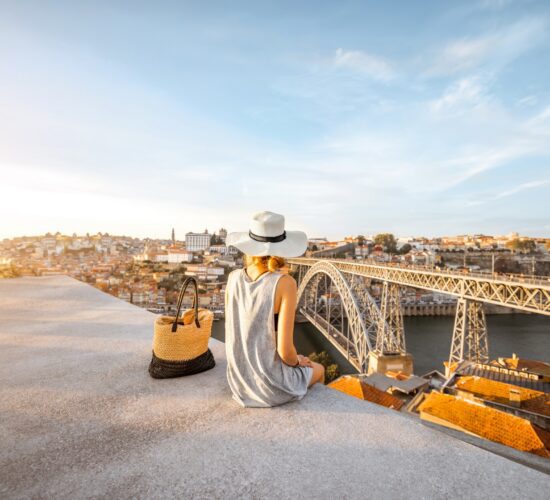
[1,0,549,240]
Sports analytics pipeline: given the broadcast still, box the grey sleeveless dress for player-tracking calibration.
[225,268,313,408]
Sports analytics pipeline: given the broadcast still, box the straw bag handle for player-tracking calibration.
[172,276,200,332]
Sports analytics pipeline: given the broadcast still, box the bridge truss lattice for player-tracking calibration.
[289,257,550,372]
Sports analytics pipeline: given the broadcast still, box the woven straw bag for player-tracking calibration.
[148,276,215,378]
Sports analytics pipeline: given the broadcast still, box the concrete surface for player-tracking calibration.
[0,276,548,499]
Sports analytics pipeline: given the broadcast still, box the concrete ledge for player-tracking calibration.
[0,276,548,499]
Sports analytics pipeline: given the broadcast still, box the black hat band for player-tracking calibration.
[248,229,286,243]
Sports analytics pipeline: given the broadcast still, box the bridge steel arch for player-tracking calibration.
[295,261,383,372]
[289,256,550,368]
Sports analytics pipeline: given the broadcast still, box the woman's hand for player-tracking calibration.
[297,354,313,367]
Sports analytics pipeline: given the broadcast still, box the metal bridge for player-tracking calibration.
[288,257,550,373]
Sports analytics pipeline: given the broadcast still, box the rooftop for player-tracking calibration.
[1,276,549,498]
[418,392,550,459]
[455,376,550,418]
[456,360,550,392]
[328,375,404,410]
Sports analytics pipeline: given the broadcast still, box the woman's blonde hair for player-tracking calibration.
[244,254,286,273]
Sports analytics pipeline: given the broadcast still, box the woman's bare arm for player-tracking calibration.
[276,274,300,366]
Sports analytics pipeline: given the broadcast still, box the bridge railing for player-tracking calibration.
[294,257,550,287]
[288,257,550,315]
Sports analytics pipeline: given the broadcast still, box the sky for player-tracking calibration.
[1,0,549,240]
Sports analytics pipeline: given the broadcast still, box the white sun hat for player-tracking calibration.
[226,211,308,257]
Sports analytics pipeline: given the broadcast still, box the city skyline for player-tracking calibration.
[2,227,547,243]
[1,1,550,239]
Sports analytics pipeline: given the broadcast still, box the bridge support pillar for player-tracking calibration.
[369,282,414,376]
[376,282,406,353]
[447,298,489,376]
[367,352,414,376]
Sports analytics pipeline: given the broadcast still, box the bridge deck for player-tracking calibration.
[1,276,548,498]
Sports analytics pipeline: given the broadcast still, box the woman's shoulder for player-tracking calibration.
[274,272,297,289]
[226,268,241,286]
[228,268,242,281]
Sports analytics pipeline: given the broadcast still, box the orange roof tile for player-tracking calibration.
[418,392,550,458]
[500,357,550,378]
[455,376,550,417]
[328,376,404,411]
[443,361,459,374]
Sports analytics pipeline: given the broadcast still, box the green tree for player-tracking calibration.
[398,243,412,255]
[521,240,536,253]
[506,239,521,251]
[307,350,340,384]
[506,238,536,253]
[373,233,397,254]
[159,278,177,291]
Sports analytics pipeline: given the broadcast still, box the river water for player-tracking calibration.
[212,314,550,375]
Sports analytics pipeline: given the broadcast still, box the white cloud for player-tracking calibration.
[270,48,397,116]
[304,81,550,202]
[493,180,549,199]
[429,76,489,113]
[438,37,495,73]
[333,48,396,81]
[516,95,538,107]
[527,106,550,126]
[467,179,550,206]
[426,18,547,76]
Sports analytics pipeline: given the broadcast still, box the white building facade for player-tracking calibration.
[185,232,211,252]
[167,249,194,263]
